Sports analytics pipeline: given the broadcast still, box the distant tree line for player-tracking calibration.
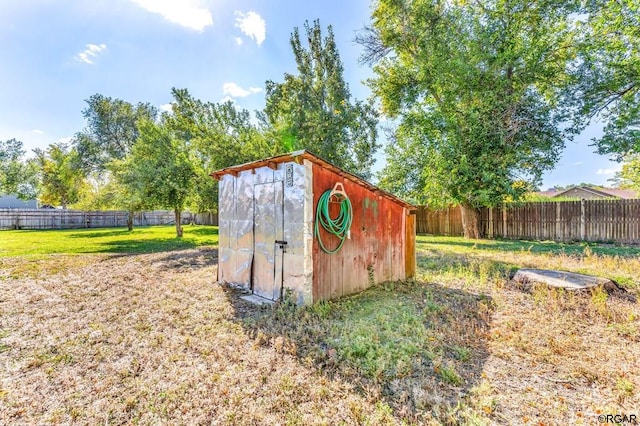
[2,1,639,239]
[0,21,378,237]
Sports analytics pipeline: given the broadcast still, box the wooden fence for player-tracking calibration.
[0,209,219,230]
[416,199,640,244]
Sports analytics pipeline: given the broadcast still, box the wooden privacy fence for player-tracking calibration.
[416,199,640,243]
[0,209,219,230]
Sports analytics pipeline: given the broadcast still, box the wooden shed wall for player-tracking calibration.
[312,164,410,301]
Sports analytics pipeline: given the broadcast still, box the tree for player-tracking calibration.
[613,155,640,193]
[72,94,158,228]
[124,119,196,238]
[34,143,86,209]
[75,94,158,174]
[264,20,379,179]
[0,138,23,194]
[363,0,576,238]
[0,139,38,199]
[165,88,273,213]
[567,1,640,160]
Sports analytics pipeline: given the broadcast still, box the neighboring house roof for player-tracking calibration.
[537,186,638,199]
[0,194,38,209]
[210,150,416,209]
[537,189,562,197]
[594,188,638,199]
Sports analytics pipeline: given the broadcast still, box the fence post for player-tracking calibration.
[502,205,507,239]
[555,202,561,242]
[445,208,450,235]
[580,199,586,241]
[488,207,494,239]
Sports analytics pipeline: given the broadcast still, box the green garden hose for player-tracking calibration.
[314,189,353,254]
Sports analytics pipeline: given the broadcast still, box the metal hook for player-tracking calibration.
[329,182,347,202]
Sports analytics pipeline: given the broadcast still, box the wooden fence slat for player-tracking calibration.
[416,199,640,244]
[0,210,219,230]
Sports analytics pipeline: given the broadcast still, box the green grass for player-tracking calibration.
[416,235,640,258]
[0,225,219,257]
[247,234,640,423]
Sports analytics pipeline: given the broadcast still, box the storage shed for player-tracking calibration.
[211,150,416,305]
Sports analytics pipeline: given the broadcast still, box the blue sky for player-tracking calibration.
[0,0,623,189]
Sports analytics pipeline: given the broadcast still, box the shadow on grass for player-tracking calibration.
[419,236,640,257]
[184,226,219,236]
[66,229,136,239]
[416,247,521,285]
[150,247,218,271]
[93,238,201,254]
[221,279,495,424]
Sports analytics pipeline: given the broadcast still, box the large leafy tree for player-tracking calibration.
[264,20,379,179]
[123,119,196,238]
[34,143,86,209]
[364,0,577,238]
[0,139,38,199]
[165,88,273,212]
[567,0,640,160]
[613,155,640,193]
[75,94,158,174]
[73,94,158,228]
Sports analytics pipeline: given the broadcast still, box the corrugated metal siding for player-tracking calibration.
[312,164,409,301]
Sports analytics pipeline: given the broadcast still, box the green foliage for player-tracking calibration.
[613,155,640,193]
[165,88,273,212]
[0,226,218,257]
[367,1,575,212]
[0,138,38,199]
[75,94,158,174]
[264,20,379,179]
[123,119,196,236]
[34,143,86,208]
[567,1,640,159]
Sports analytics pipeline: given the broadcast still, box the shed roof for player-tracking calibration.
[210,150,416,209]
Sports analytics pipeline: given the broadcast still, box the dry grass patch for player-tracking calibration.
[415,236,640,424]
[243,280,495,425]
[0,250,396,425]
[1,234,638,425]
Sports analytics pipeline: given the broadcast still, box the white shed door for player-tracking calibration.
[253,181,284,300]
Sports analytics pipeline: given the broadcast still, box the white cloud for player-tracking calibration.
[596,165,622,175]
[130,0,213,31]
[75,43,107,64]
[235,11,266,45]
[219,96,235,104]
[573,161,584,166]
[159,103,173,113]
[222,82,262,98]
[234,37,243,46]
[31,129,44,135]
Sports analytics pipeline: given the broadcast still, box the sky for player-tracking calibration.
[0,0,623,190]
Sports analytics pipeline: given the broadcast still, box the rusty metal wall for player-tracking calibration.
[311,164,410,301]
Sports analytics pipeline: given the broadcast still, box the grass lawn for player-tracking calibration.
[0,225,218,257]
[0,231,638,424]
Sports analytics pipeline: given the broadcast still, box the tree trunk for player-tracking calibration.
[174,208,183,238]
[127,210,134,231]
[460,203,481,239]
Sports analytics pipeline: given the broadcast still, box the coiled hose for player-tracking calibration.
[314,189,353,254]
